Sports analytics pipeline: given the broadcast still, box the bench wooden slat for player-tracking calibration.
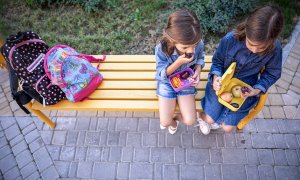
[93,62,211,72]
[102,71,208,80]
[98,80,207,90]
[94,55,156,63]
[89,90,205,100]
[32,99,203,111]
[99,80,157,90]
[93,55,212,63]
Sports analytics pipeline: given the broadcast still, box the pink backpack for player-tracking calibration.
[44,44,105,102]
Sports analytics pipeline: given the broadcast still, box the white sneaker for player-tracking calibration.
[211,123,221,130]
[160,114,178,130]
[160,124,167,130]
[194,118,211,135]
[168,121,179,134]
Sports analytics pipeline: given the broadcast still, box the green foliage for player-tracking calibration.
[25,0,120,12]
[130,8,143,21]
[173,0,256,35]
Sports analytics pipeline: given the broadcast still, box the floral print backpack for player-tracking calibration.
[44,45,105,102]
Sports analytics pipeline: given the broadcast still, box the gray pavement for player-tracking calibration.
[0,116,300,180]
[1,20,300,180]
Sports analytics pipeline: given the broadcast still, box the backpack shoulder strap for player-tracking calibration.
[7,63,31,114]
[77,54,106,63]
[77,54,106,69]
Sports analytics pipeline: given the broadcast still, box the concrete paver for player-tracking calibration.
[269,106,286,119]
[268,94,284,105]
[295,106,300,119]
[1,116,299,179]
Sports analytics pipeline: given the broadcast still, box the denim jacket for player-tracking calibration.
[209,32,282,94]
[155,41,205,83]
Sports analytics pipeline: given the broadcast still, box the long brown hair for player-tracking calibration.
[161,9,202,56]
[234,5,283,54]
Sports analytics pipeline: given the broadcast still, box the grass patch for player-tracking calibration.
[0,0,167,54]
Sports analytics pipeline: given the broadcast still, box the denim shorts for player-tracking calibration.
[156,82,197,99]
[201,82,258,126]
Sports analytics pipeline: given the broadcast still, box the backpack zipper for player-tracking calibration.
[35,74,47,107]
[27,53,45,72]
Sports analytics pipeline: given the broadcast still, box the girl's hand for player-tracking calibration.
[191,65,201,86]
[241,86,261,98]
[177,54,194,65]
[213,75,222,91]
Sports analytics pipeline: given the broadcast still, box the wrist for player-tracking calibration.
[253,88,262,96]
[194,64,201,71]
[176,59,184,66]
[194,65,201,72]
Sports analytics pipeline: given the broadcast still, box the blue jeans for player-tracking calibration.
[156,82,197,99]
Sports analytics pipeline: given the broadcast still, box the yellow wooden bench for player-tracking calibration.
[22,55,267,130]
[0,37,266,131]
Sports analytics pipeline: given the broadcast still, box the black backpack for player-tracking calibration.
[1,31,65,113]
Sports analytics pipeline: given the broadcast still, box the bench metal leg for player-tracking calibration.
[237,92,268,130]
[26,102,55,129]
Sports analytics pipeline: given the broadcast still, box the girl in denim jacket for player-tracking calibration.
[198,6,284,134]
[155,9,205,134]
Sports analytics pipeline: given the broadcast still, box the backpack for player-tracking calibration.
[44,44,105,102]
[0,31,66,113]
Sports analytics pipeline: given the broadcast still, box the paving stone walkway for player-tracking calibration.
[1,116,300,180]
[0,20,300,180]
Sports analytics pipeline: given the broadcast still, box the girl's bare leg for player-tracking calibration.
[199,112,215,124]
[158,97,177,128]
[222,125,236,133]
[177,95,197,126]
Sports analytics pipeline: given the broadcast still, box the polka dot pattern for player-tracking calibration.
[1,31,66,105]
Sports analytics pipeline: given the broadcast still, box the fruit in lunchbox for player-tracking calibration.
[220,92,233,103]
[185,53,194,58]
[230,103,239,108]
[241,86,251,93]
[180,71,190,79]
[231,85,242,97]
[171,77,182,88]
